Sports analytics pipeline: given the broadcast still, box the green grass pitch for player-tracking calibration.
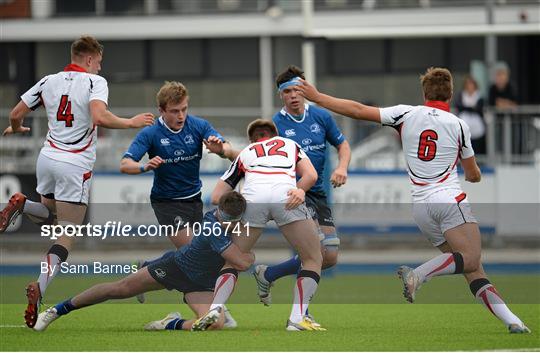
[1,274,539,351]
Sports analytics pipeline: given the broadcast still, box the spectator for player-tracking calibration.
[455,75,486,154]
[489,63,517,108]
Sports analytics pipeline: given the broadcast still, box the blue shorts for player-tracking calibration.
[147,252,213,294]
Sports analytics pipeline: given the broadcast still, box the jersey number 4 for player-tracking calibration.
[56,95,74,127]
[249,139,288,158]
[417,129,438,161]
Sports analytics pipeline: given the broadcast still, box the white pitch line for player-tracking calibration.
[470,349,540,352]
[0,324,26,328]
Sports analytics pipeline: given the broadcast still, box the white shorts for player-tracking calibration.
[243,202,311,228]
[412,188,477,247]
[36,153,93,204]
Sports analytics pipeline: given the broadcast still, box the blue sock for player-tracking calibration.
[264,255,301,282]
[54,299,76,316]
[165,318,186,330]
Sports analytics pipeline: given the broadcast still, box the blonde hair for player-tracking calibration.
[247,119,278,142]
[420,67,453,102]
[156,81,189,110]
[71,36,103,59]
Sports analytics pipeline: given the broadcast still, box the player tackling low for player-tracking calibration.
[0,36,154,328]
[294,67,530,334]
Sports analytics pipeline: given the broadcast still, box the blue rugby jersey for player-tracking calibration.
[123,115,223,200]
[174,210,232,289]
[273,103,346,193]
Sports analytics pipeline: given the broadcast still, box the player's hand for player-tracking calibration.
[295,78,321,103]
[203,136,224,156]
[285,188,305,210]
[330,167,348,188]
[144,156,164,171]
[2,126,31,136]
[129,113,155,128]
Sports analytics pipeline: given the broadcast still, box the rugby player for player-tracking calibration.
[294,67,530,334]
[120,81,233,249]
[194,119,326,331]
[32,191,253,332]
[0,36,154,328]
[253,65,351,306]
[120,82,237,326]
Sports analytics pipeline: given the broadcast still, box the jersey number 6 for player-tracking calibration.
[56,95,74,127]
[249,139,288,158]
[417,129,438,161]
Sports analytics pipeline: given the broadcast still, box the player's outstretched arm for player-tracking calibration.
[295,78,381,123]
[120,156,163,174]
[203,137,240,161]
[221,245,255,271]
[461,156,481,183]
[3,101,32,136]
[90,100,154,129]
[211,180,233,205]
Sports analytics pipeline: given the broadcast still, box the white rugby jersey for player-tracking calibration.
[221,136,308,201]
[21,64,108,170]
[380,101,474,201]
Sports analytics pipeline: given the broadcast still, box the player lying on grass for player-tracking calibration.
[0,35,154,328]
[192,119,326,331]
[32,191,254,332]
[294,67,530,334]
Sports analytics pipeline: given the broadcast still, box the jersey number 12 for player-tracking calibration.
[249,139,288,158]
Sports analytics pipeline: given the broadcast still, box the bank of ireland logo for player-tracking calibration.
[302,138,312,145]
[310,123,321,134]
[174,149,185,156]
[160,138,170,146]
[154,268,166,278]
[184,134,194,144]
[285,129,296,137]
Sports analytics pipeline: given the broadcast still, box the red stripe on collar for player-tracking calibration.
[64,64,87,73]
[425,100,450,112]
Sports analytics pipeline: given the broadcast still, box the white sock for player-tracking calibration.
[474,282,523,327]
[37,253,62,295]
[289,270,320,324]
[413,253,463,283]
[209,270,237,311]
[23,200,50,219]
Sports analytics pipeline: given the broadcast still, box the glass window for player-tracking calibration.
[208,38,259,77]
[329,39,385,74]
[105,0,145,15]
[99,41,145,81]
[55,0,95,16]
[273,37,302,75]
[0,44,11,82]
[391,38,445,72]
[449,37,484,72]
[35,42,72,78]
[150,40,204,78]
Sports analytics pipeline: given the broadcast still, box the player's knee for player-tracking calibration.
[463,254,481,273]
[322,250,338,269]
[454,250,480,273]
